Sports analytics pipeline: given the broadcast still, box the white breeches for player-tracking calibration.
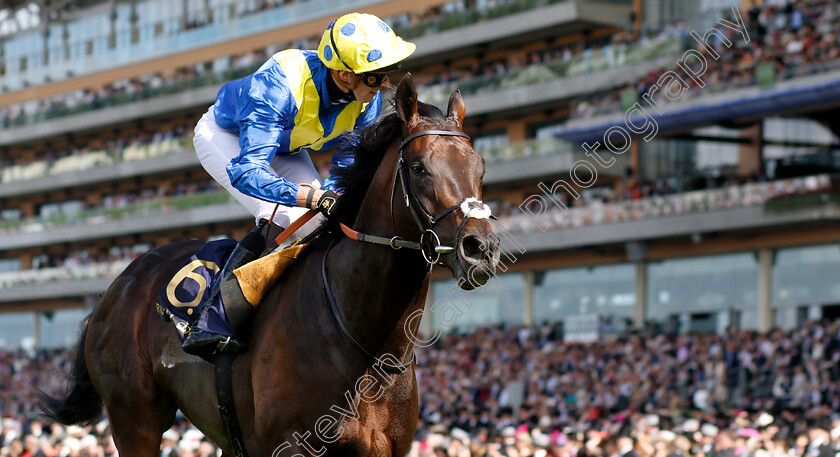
[193,106,325,238]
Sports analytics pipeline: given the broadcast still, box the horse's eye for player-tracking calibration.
[410,163,426,175]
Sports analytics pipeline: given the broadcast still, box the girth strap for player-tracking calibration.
[215,352,249,457]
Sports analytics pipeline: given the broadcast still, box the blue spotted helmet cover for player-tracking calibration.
[318,13,416,73]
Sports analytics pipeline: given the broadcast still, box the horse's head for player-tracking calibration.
[389,74,501,289]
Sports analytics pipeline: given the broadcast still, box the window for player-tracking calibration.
[647,252,758,320]
[428,273,525,332]
[533,264,635,324]
[1,208,20,221]
[39,308,89,348]
[0,312,34,349]
[773,244,840,306]
[0,257,20,273]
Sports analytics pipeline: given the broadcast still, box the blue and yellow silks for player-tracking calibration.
[213,50,381,207]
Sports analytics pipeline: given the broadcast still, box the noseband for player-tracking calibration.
[340,129,494,265]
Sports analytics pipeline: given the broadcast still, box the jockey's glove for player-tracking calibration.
[296,185,341,217]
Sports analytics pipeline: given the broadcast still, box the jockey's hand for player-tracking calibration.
[314,190,340,216]
[296,185,341,217]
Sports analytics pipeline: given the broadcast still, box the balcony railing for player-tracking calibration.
[1,129,578,193]
[0,258,134,290]
[569,54,840,122]
[498,174,836,233]
[477,137,576,165]
[418,36,681,106]
[398,0,630,40]
[1,134,192,184]
[0,189,234,235]
[4,36,679,130]
[0,174,835,290]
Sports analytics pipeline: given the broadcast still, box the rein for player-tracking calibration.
[321,239,415,374]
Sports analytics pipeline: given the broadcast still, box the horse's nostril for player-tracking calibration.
[461,235,484,262]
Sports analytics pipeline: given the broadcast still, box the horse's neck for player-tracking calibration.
[326,239,429,358]
[325,144,430,360]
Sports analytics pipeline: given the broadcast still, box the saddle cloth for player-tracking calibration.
[154,239,238,343]
[155,238,311,345]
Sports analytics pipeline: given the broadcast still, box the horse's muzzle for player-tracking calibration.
[456,232,501,290]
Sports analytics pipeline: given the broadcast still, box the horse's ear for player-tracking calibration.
[446,89,466,128]
[395,73,418,124]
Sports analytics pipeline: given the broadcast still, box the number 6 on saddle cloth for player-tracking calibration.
[155,236,308,359]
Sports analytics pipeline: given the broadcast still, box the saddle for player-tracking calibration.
[232,241,308,306]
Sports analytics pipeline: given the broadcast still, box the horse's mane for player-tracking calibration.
[328,100,450,225]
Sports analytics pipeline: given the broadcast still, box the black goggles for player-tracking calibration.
[359,71,392,87]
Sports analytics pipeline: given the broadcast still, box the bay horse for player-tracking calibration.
[41,74,500,456]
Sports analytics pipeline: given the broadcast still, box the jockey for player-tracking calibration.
[183,12,416,355]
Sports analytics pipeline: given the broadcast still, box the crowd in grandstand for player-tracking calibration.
[2,320,840,456]
[4,0,839,129]
[0,0,491,126]
[0,0,678,128]
[573,0,840,120]
[0,177,223,235]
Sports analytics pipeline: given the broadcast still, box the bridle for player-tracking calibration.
[339,129,495,265]
[324,128,495,374]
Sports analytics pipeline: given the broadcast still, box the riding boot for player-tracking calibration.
[216,219,285,329]
[259,218,287,255]
[182,223,268,356]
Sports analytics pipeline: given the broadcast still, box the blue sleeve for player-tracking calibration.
[321,147,354,193]
[354,94,382,129]
[322,95,382,192]
[225,71,301,207]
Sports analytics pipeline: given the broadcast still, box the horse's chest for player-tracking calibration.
[327,379,418,456]
[331,405,402,456]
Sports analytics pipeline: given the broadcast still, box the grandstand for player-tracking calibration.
[1,0,840,454]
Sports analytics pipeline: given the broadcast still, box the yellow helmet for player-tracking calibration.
[318,13,416,74]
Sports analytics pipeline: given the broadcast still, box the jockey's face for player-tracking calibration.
[336,70,381,104]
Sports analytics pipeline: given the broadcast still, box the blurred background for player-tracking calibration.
[1,0,840,455]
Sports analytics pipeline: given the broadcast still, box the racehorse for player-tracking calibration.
[41,74,500,456]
